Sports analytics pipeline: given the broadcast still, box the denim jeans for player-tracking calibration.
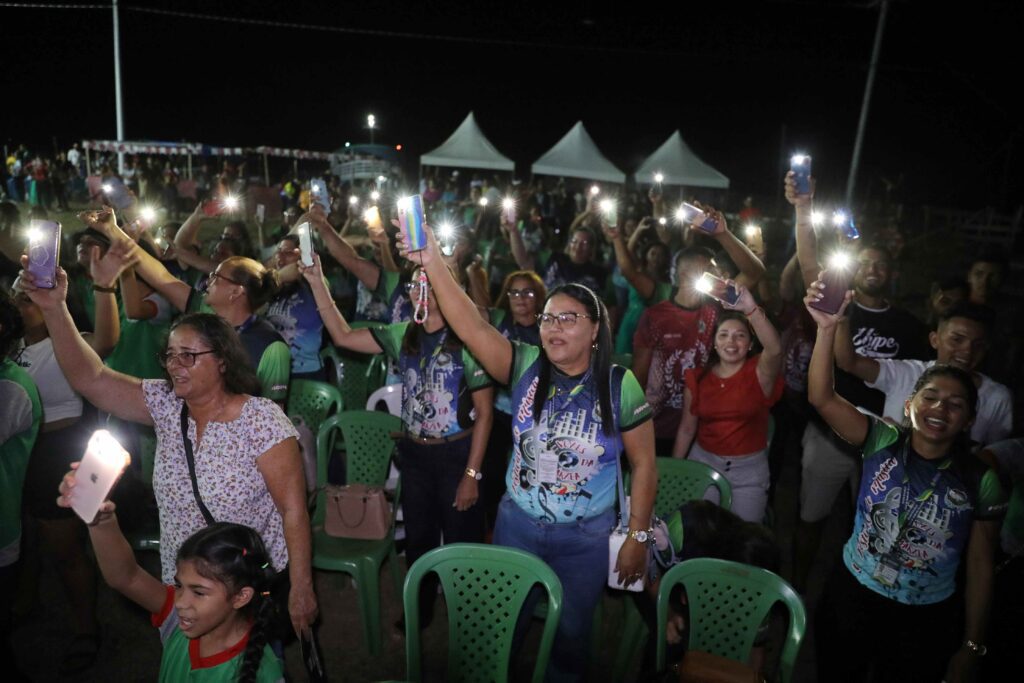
[493,494,616,682]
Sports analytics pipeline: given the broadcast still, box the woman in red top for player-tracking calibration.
[672,282,783,522]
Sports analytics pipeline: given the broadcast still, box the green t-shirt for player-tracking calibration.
[370,322,492,438]
[153,587,283,683]
[0,360,42,550]
[105,299,171,380]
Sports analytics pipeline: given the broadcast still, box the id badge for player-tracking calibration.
[873,554,901,587]
[537,448,559,486]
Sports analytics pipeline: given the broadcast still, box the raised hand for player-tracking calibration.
[395,222,441,270]
[784,171,816,207]
[16,256,69,312]
[90,239,139,287]
[721,280,756,314]
[803,277,853,329]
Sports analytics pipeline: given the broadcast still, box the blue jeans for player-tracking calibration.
[493,495,615,682]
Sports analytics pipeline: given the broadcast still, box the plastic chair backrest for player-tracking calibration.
[611,352,633,368]
[365,383,402,416]
[656,558,806,682]
[287,379,343,435]
[403,544,562,683]
[653,458,733,517]
[312,410,401,525]
[319,346,344,393]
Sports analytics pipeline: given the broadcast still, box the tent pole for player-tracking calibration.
[263,153,270,186]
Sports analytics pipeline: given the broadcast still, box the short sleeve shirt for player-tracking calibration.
[633,300,719,439]
[265,282,325,375]
[143,380,299,583]
[506,343,652,522]
[538,251,607,293]
[684,354,784,456]
[151,586,283,683]
[489,309,541,415]
[867,359,1013,446]
[370,323,492,439]
[843,419,1006,605]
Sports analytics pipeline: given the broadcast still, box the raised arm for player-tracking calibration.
[833,315,880,383]
[785,171,820,289]
[172,203,219,274]
[402,225,513,384]
[607,220,655,300]
[728,285,783,397]
[299,254,382,354]
[695,206,765,288]
[307,204,382,291]
[805,280,866,446]
[505,216,536,273]
[17,265,152,425]
[85,244,129,358]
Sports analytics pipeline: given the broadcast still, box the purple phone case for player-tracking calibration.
[809,267,853,315]
[27,220,61,289]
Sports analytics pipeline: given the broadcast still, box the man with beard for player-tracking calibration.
[793,241,930,591]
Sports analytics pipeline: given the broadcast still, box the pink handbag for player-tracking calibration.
[322,484,390,540]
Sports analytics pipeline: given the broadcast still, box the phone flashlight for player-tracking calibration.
[223,196,239,211]
[102,183,113,194]
[744,225,760,238]
[658,217,667,226]
[70,430,130,525]
[139,207,157,223]
[501,197,516,224]
[370,190,381,202]
[695,272,739,305]
[599,198,617,227]
[832,210,859,240]
[363,206,382,230]
[479,197,489,207]
[653,172,664,195]
[589,185,600,196]
[809,251,854,315]
[348,195,358,206]
[810,211,825,228]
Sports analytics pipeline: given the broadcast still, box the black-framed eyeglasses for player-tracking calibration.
[209,271,244,286]
[157,350,217,368]
[537,312,592,328]
[508,288,536,299]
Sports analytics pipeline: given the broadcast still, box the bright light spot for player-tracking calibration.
[658,217,667,226]
[140,207,157,222]
[367,114,376,128]
[599,198,615,213]
[26,227,40,242]
[87,430,128,468]
[829,252,851,270]
[675,205,688,222]
[502,197,515,210]
[695,274,713,294]
[370,190,380,201]
[223,196,239,210]
[654,173,664,183]
[348,196,358,206]
[589,185,600,196]
[439,223,454,241]
[344,142,351,148]
[397,196,411,211]
[395,144,402,151]
[832,210,848,227]
[745,225,760,238]
[102,183,113,193]
[810,211,825,227]
[791,154,807,165]
[479,197,489,207]
[377,175,387,182]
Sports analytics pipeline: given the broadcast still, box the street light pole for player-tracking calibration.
[845,0,889,206]
[112,0,126,173]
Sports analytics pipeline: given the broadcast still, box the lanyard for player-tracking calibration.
[412,269,429,324]
[884,439,951,554]
[544,368,592,432]
[417,328,448,377]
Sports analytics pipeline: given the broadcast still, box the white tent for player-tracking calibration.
[531,121,626,183]
[419,111,514,172]
[634,130,729,189]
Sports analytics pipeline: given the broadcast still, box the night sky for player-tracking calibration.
[4,0,1021,210]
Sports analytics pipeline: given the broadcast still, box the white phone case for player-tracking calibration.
[71,431,129,524]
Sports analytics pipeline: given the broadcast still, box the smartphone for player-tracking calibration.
[680,202,719,233]
[808,253,855,315]
[255,203,266,224]
[153,236,169,258]
[310,179,330,212]
[744,225,764,254]
[791,155,812,196]
[833,210,859,241]
[397,195,427,252]
[202,199,223,218]
[600,199,618,228]
[26,220,61,289]
[71,430,130,525]
[695,271,739,305]
[363,206,383,232]
[652,173,664,197]
[297,222,314,267]
[101,178,133,210]
[501,198,516,225]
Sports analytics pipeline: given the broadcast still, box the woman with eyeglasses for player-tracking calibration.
[300,254,494,630]
[398,225,656,682]
[15,260,318,648]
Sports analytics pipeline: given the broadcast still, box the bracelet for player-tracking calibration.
[92,284,118,293]
[964,640,987,656]
[743,306,760,317]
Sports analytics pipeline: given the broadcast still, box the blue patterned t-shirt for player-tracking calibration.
[507,342,651,523]
[265,282,324,375]
[843,419,1005,605]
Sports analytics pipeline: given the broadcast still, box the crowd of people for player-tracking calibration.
[0,151,1020,682]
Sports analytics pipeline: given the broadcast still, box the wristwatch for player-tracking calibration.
[964,640,987,656]
[628,528,656,545]
[464,467,483,481]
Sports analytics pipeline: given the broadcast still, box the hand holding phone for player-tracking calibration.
[679,203,720,234]
[808,253,855,315]
[310,179,330,213]
[397,195,427,252]
[26,220,61,289]
[790,155,812,196]
[68,430,130,525]
[101,178,134,210]
[695,272,740,305]
[297,222,315,267]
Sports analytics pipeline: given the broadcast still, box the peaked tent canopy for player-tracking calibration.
[531,121,626,183]
[634,130,729,189]
[420,111,515,172]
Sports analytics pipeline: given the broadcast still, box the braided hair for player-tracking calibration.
[176,523,277,683]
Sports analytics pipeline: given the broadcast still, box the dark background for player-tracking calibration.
[2,0,1021,209]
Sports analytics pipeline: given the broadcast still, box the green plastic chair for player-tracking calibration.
[312,410,403,655]
[656,558,807,682]
[401,543,563,683]
[612,458,733,681]
[611,352,633,369]
[287,379,343,436]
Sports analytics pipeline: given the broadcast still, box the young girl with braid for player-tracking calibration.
[57,473,283,683]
